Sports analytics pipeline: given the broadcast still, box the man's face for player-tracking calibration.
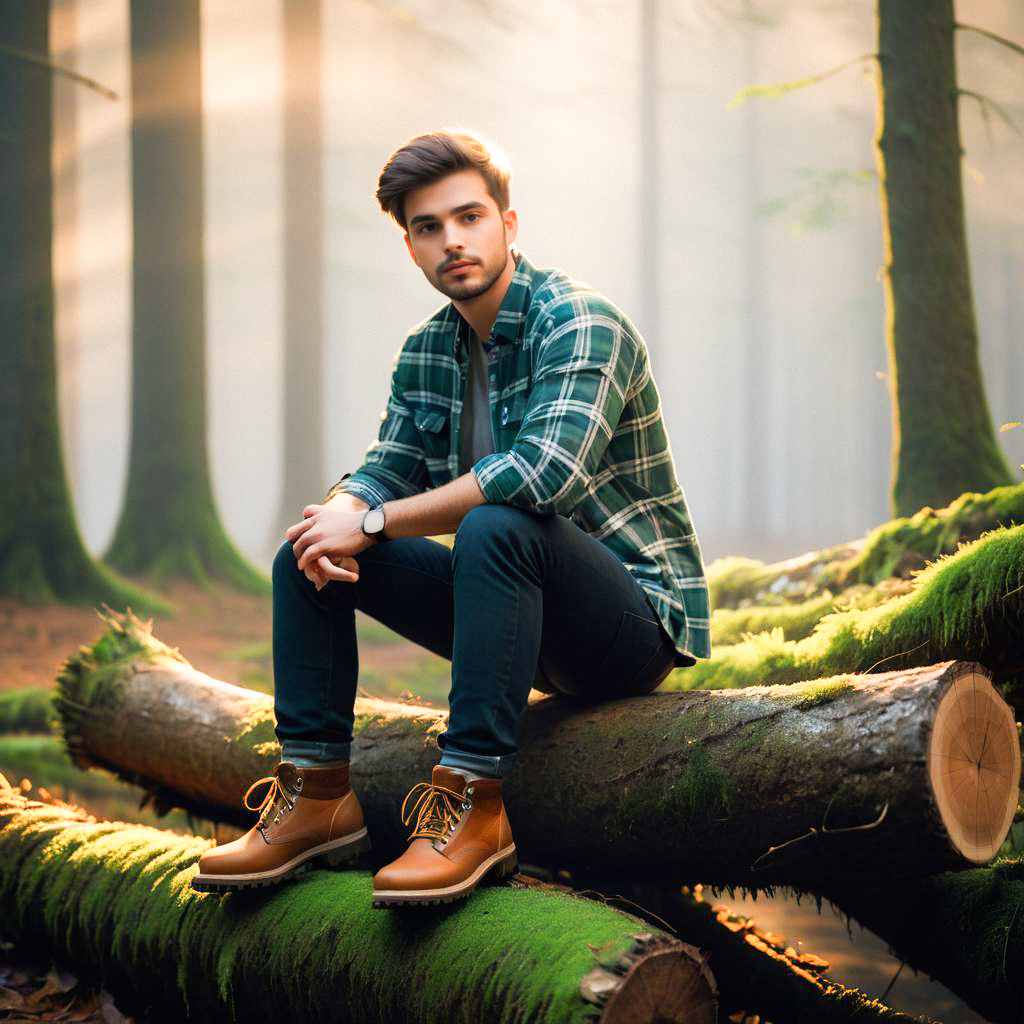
[402,168,517,302]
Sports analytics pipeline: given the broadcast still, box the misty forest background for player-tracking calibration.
[28,0,1024,579]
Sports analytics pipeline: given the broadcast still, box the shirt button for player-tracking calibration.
[501,405,509,426]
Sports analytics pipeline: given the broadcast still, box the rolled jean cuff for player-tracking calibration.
[438,744,516,779]
[279,738,352,765]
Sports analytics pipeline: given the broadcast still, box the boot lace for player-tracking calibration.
[400,782,470,841]
[244,774,296,830]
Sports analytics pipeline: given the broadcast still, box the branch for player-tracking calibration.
[727,53,875,109]
[956,23,1024,60]
[0,44,118,100]
[960,89,1024,140]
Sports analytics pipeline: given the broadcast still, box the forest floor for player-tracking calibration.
[0,584,993,1024]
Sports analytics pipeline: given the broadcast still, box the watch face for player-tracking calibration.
[364,508,385,534]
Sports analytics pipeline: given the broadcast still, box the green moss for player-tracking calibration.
[711,580,913,646]
[0,687,54,734]
[52,609,186,767]
[666,523,1024,695]
[0,788,676,1024]
[708,482,1024,609]
[675,744,734,819]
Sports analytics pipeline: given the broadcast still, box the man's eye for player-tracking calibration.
[418,223,437,234]
[465,213,480,222]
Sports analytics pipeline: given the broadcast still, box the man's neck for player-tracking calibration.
[452,249,517,344]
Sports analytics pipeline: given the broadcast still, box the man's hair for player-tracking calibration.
[376,128,512,231]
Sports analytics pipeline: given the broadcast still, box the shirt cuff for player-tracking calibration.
[470,452,527,505]
[323,471,395,508]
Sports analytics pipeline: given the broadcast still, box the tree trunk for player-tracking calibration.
[874,0,1014,517]
[54,615,1021,888]
[707,481,1024,609]
[104,0,267,594]
[0,780,717,1024]
[269,0,327,552]
[0,1,163,614]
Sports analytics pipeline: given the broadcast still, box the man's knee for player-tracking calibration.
[272,539,299,586]
[455,503,549,549]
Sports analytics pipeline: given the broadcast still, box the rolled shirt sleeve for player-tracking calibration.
[323,376,429,507]
[471,296,636,516]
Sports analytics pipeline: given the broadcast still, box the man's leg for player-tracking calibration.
[372,502,677,907]
[436,503,677,771]
[192,537,459,893]
[271,536,456,764]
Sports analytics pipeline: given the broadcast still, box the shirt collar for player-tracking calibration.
[451,247,536,355]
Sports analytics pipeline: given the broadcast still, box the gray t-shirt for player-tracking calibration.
[459,331,496,475]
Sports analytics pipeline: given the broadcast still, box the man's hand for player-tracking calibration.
[286,492,372,591]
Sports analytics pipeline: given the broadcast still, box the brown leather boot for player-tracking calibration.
[192,761,369,892]
[372,765,517,907]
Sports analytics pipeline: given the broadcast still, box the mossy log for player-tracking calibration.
[564,875,942,1024]
[711,578,914,646]
[817,856,1024,1024]
[54,615,1020,887]
[669,524,1024,708]
[0,779,717,1024]
[708,483,1024,608]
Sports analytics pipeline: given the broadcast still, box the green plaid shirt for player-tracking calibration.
[326,249,711,665]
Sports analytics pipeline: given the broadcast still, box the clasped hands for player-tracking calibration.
[285,496,378,591]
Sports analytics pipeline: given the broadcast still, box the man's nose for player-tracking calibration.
[442,221,465,251]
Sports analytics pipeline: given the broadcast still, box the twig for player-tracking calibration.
[727,53,875,109]
[880,960,905,1001]
[751,801,889,872]
[863,641,930,675]
[0,44,118,100]
[956,23,1024,60]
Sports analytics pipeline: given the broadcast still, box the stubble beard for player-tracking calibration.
[434,233,509,302]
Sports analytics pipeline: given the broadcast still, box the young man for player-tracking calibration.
[193,128,711,906]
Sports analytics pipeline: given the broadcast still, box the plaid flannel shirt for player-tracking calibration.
[325,249,711,665]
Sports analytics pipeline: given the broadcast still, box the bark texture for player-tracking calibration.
[874,0,1014,516]
[0,781,716,1024]
[54,615,1019,888]
[103,1,266,594]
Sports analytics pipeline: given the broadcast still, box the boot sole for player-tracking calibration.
[371,845,518,908]
[191,828,371,893]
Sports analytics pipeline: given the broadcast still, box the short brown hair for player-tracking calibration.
[376,128,512,230]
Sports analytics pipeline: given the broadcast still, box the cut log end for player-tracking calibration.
[928,664,1022,863]
[580,934,718,1024]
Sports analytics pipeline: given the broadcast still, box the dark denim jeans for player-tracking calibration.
[272,503,678,777]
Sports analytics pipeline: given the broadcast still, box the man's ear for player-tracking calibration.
[403,232,420,266]
[504,208,519,246]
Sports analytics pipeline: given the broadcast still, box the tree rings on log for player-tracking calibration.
[579,933,718,1023]
[928,663,1022,862]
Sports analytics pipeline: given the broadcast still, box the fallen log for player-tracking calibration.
[0,777,717,1024]
[708,481,1024,608]
[54,613,1021,887]
[559,873,943,1024]
[710,578,913,646]
[667,523,1024,705]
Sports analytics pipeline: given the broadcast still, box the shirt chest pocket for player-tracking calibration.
[496,388,530,443]
[413,408,452,482]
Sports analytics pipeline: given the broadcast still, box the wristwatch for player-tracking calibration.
[360,506,390,542]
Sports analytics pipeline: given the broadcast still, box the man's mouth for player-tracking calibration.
[444,260,476,273]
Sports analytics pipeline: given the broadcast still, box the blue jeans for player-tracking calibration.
[272,503,678,777]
